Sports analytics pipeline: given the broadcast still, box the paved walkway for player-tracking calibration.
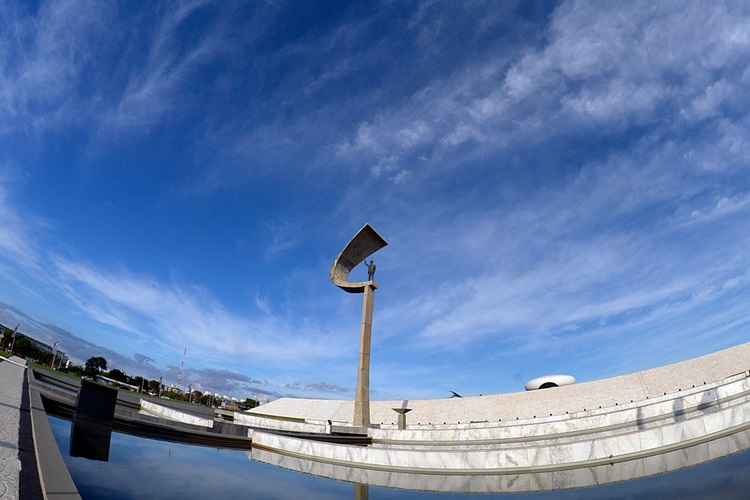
[0,356,26,500]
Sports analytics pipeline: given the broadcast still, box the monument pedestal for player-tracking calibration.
[353,283,375,429]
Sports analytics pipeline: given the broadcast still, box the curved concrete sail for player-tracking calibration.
[330,224,388,293]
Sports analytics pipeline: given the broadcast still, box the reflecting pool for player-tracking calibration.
[49,416,750,499]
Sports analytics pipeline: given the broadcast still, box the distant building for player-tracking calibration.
[166,384,184,394]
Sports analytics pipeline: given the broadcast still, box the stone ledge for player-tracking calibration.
[27,370,82,500]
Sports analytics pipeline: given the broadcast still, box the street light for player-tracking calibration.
[10,324,19,353]
[50,342,59,369]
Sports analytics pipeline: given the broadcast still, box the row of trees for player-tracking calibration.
[1,327,58,366]
[77,356,259,409]
[2,327,261,410]
[0,326,11,351]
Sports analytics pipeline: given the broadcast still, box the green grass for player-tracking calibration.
[0,349,12,358]
[31,362,82,383]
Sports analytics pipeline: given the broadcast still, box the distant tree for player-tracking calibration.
[62,364,84,377]
[13,337,33,358]
[107,368,128,383]
[199,393,219,407]
[162,388,188,402]
[132,376,145,391]
[191,390,203,402]
[1,327,11,350]
[242,398,259,410]
[147,379,161,394]
[84,356,107,375]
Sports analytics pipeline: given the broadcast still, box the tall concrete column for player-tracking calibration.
[353,283,374,429]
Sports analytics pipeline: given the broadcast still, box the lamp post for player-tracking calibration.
[50,341,59,369]
[10,324,19,353]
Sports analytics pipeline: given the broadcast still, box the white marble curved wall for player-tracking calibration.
[251,427,750,493]
[369,373,750,443]
[139,399,214,428]
[252,341,750,426]
[251,386,750,473]
[233,412,328,434]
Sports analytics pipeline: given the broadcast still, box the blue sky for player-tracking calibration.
[2,0,750,400]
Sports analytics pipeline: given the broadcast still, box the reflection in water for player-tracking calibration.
[47,415,750,500]
[69,419,113,462]
[354,483,368,500]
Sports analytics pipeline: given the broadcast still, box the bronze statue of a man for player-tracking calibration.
[367,260,376,281]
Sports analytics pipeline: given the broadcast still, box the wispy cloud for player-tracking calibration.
[0,0,113,133]
[0,175,40,269]
[104,0,225,130]
[51,256,349,363]
[678,192,750,227]
[263,220,301,260]
[371,124,750,357]
[336,1,750,181]
[1,0,750,399]
[283,381,349,395]
[0,0,232,136]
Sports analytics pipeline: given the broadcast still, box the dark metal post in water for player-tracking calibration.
[70,379,117,461]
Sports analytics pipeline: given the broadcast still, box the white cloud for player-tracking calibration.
[1,0,750,395]
[0,0,112,133]
[0,0,228,135]
[263,220,301,259]
[52,256,348,363]
[681,192,750,226]
[336,1,750,176]
[104,0,222,130]
[369,121,750,355]
[0,177,40,269]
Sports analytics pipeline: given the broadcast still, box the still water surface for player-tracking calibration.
[49,416,750,499]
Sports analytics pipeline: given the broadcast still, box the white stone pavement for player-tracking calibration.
[0,356,26,500]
